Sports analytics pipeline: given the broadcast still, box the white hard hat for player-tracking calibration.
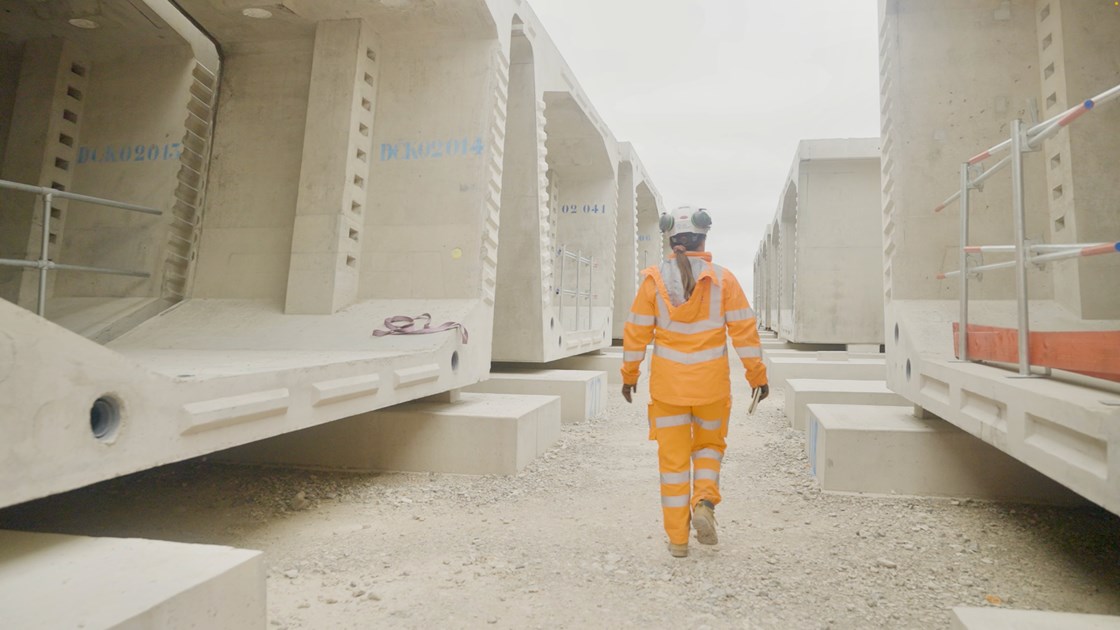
[660,206,712,237]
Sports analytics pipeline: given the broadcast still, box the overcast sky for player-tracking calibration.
[529,0,882,285]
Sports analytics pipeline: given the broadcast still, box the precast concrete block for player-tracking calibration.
[466,369,606,423]
[0,530,264,630]
[846,344,881,353]
[539,349,650,385]
[767,358,886,389]
[783,379,906,431]
[806,404,1080,503]
[220,393,561,475]
[951,607,1120,630]
[761,339,842,353]
[762,349,884,368]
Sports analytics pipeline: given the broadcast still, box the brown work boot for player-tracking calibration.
[693,500,718,545]
[668,542,689,558]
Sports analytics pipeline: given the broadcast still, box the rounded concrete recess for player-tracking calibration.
[90,396,121,442]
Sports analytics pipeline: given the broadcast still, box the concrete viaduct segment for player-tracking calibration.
[0,0,658,509]
[755,138,884,347]
[491,6,664,361]
[879,0,1120,516]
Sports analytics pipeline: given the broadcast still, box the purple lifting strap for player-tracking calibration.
[371,313,469,344]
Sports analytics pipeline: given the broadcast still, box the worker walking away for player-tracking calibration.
[620,206,769,558]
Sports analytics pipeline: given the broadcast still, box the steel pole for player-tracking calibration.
[1010,119,1031,376]
[558,246,565,321]
[574,249,581,332]
[958,163,970,362]
[36,192,52,316]
[587,255,593,330]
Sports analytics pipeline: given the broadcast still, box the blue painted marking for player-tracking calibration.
[77,142,182,164]
[380,137,484,161]
[561,203,607,215]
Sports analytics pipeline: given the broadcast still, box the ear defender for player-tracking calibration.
[692,208,712,230]
[659,212,676,234]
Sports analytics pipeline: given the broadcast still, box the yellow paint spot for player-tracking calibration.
[451,248,463,259]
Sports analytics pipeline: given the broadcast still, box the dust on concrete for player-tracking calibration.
[3,380,1119,629]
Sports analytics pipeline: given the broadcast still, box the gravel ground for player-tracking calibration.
[2,377,1118,629]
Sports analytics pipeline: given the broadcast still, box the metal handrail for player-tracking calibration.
[936,242,1120,279]
[932,82,1120,214]
[934,82,1120,376]
[0,179,163,316]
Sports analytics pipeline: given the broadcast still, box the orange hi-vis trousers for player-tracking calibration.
[649,396,730,545]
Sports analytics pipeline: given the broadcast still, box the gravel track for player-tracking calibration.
[2,377,1118,629]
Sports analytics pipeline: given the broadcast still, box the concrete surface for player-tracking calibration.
[0,529,264,629]
[221,393,562,476]
[766,357,887,389]
[466,369,606,424]
[806,404,1080,503]
[783,378,906,431]
[951,607,1120,630]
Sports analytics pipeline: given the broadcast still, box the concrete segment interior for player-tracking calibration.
[0,0,219,333]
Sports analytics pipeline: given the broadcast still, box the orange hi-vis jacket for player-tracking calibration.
[621,252,767,406]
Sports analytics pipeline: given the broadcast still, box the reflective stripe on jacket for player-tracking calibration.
[621,251,766,406]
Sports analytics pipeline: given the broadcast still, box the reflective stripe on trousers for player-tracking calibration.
[649,397,730,545]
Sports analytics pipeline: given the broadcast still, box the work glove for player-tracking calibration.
[621,383,636,403]
[753,384,769,402]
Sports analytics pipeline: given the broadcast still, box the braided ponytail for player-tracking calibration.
[673,244,697,299]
